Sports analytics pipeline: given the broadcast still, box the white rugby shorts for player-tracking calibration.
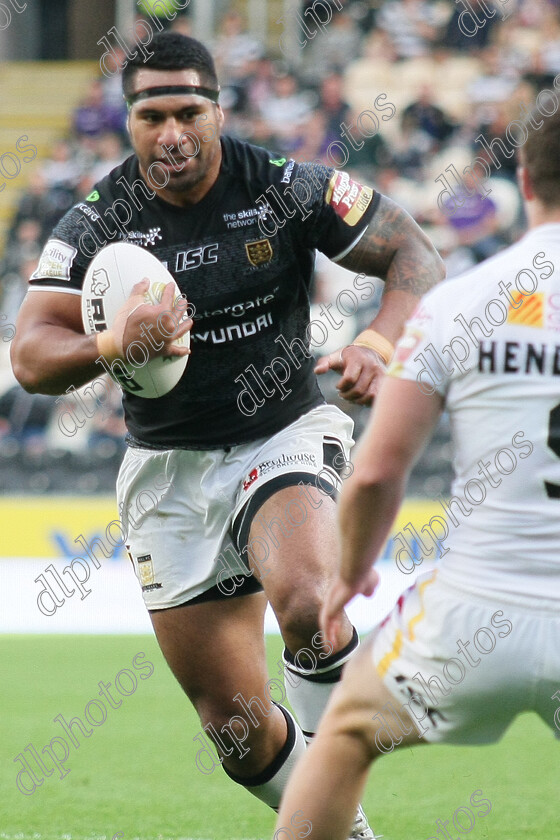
[372,569,560,745]
[117,404,354,610]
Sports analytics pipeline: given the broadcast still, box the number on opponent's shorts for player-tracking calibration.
[545,401,560,499]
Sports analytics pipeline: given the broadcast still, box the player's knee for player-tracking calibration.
[274,587,323,649]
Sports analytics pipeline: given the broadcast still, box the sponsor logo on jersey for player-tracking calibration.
[246,239,273,266]
[192,312,274,344]
[86,190,100,202]
[175,243,218,273]
[91,268,110,296]
[269,157,287,167]
[325,171,374,227]
[197,289,278,321]
[77,202,102,221]
[243,467,260,491]
[281,159,296,184]
[507,291,544,327]
[223,207,268,229]
[125,227,163,248]
[30,239,78,282]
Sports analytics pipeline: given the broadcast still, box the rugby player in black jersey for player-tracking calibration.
[11,33,444,838]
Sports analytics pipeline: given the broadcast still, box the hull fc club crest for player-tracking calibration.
[246,239,273,267]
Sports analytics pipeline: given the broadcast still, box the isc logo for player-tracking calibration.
[175,243,218,273]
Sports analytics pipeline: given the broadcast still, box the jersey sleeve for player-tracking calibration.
[28,202,99,294]
[387,291,451,397]
[275,160,379,261]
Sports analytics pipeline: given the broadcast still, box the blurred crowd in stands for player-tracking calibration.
[1,0,557,493]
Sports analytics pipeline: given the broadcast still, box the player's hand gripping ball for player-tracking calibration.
[81,242,190,398]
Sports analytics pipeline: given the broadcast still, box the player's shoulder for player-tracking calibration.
[30,155,140,286]
[422,239,531,310]
[49,155,137,240]
[220,135,331,195]
[426,228,558,314]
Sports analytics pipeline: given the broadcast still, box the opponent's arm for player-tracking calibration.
[315,195,445,405]
[11,280,191,396]
[321,377,443,644]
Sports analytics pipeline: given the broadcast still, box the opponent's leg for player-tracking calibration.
[150,589,306,808]
[274,635,424,840]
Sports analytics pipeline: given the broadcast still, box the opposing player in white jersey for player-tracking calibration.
[275,106,560,839]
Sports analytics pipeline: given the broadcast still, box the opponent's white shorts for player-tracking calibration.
[117,404,354,610]
[372,570,560,745]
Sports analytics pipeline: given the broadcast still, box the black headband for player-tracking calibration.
[126,85,220,108]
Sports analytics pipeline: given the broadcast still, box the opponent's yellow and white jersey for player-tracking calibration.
[389,223,560,600]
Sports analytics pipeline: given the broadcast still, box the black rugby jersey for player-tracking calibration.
[30,136,379,448]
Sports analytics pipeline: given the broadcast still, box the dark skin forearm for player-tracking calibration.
[314,195,445,404]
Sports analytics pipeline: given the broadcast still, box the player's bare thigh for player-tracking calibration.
[320,634,425,759]
[247,482,354,653]
[149,589,288,776]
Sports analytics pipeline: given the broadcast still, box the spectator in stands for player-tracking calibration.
[300,10,363,84]
[377,0,441,59]
[40,138,81,189]
[442,0,501,52]
[8,171,51,243]
[213,10,263,82]
[73,79,126,140]
[319,73,352,146]
[259,71,316,151]
[534,5,560,75]
[0,240,41,327]
[0,385,55,451]
[388,108,433,180]
[442,171,504,262]
[89,133,127,182]
[402,85,456,147]
[244,56,276,115]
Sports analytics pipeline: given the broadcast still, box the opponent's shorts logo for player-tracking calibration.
[246,239,273,266]
[326,171,374,227]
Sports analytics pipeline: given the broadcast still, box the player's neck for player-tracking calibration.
[526,200,560,230]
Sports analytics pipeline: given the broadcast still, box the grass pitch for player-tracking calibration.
[1,635,557,840]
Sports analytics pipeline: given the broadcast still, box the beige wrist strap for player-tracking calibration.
[352,329,394,365]
[96,330,121,362]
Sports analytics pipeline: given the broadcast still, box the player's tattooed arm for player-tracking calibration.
[314,195,444,406]
[337,194,445,299]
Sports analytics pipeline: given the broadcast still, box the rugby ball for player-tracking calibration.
[81,241,189,398]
